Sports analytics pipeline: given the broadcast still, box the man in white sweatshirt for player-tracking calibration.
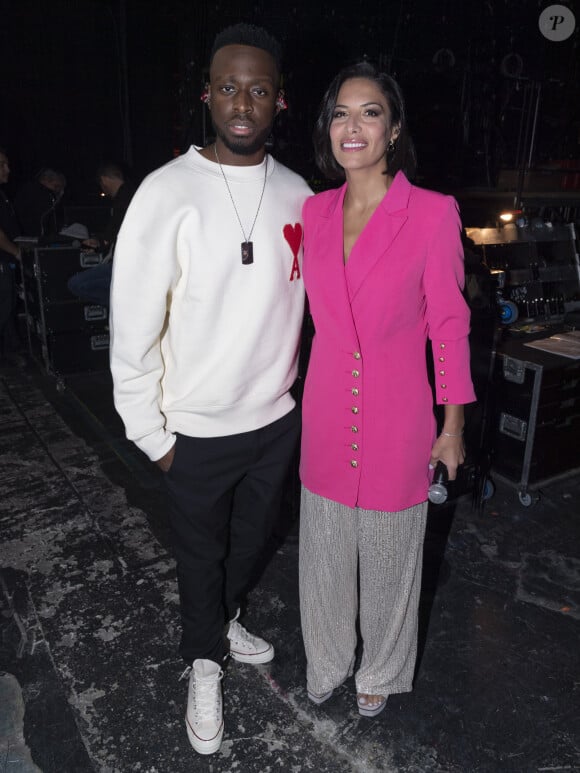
[109,24,311,755]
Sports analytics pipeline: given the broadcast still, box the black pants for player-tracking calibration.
[165,407,300,665]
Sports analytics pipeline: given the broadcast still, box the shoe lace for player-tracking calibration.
[228,620,254,645]
[192,671,223,720]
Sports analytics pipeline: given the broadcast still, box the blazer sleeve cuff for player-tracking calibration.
[432,336,477,405]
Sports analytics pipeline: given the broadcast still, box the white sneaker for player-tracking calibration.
[227,612,274,664]
[185,659,224,755]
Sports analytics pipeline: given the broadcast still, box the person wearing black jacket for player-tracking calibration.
[67,162,135,307]
[14,167,66,237]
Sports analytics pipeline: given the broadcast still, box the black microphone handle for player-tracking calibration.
[428,461,449,505]
[39,198,58,236]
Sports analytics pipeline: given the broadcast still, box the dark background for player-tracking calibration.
[1,0,579,215]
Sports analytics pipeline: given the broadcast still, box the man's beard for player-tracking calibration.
[213,119,274,157]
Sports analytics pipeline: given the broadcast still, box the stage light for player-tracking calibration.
[499,209,523,223]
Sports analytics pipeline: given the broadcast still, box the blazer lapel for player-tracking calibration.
[345,171,411,302]
[310,185,360,344]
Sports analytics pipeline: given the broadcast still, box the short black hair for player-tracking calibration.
[313,61,417,181]
[38,168,66,186]
[210,23,282,74]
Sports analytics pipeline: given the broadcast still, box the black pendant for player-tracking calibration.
[241,241,254,265]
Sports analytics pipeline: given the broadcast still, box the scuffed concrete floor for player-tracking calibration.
[1,363,579,773]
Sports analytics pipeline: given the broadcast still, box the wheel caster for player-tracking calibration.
[518,491,539,507]
[482,478,495,500]
[499,300,519,325]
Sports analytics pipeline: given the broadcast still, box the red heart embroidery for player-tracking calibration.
[283,223,303,258]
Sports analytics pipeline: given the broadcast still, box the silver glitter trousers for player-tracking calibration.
[299,486,428,698]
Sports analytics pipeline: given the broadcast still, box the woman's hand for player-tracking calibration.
[429,433,465,481]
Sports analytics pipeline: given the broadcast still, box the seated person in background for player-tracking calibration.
[67,162,136,307]
[15,167,66,238]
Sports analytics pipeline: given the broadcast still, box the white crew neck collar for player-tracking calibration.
[189,146,273,180]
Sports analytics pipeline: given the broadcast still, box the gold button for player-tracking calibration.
[352,369,360,377]
[441,384,447,389]
[352,388,359,396]
[351,443,358,451]
[351,406,359,414]
[351,460,358,468]
[439,357,445,362]
[353,352,361,359]
[351,425,358,433]
[442,397,449,403]
[440,343,446,349]
[439,370,445,376]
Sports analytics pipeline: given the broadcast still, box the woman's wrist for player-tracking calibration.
[441,405,465,438]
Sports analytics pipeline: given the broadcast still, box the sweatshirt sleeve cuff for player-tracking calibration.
[134,427,176,462]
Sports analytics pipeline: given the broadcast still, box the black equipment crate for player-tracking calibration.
[25,291,108,333]
[491,337,580,505]
[28,328,110,375]
[21,245,109,380]
[22,246,103,303]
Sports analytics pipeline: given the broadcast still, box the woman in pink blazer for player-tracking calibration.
[299,62,476,717]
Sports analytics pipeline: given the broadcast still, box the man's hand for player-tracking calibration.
[155,445,175,473]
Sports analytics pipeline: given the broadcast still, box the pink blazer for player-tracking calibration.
[299,171,476,511]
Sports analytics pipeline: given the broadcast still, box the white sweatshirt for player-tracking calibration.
[110,147,311,461]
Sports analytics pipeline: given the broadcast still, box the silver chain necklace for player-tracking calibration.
[214,144,268,265]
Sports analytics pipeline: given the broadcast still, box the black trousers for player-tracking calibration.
[165,407,300,665]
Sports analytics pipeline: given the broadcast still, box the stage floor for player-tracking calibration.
[1,361,579,773]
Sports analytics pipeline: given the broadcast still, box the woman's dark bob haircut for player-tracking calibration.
[313,61,417,181]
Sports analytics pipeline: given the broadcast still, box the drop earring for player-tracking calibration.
[276,90,288,112]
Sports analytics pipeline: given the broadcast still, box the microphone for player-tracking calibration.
[428,461,448,505]
[39,191,63,236]
[40,197,58,237]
